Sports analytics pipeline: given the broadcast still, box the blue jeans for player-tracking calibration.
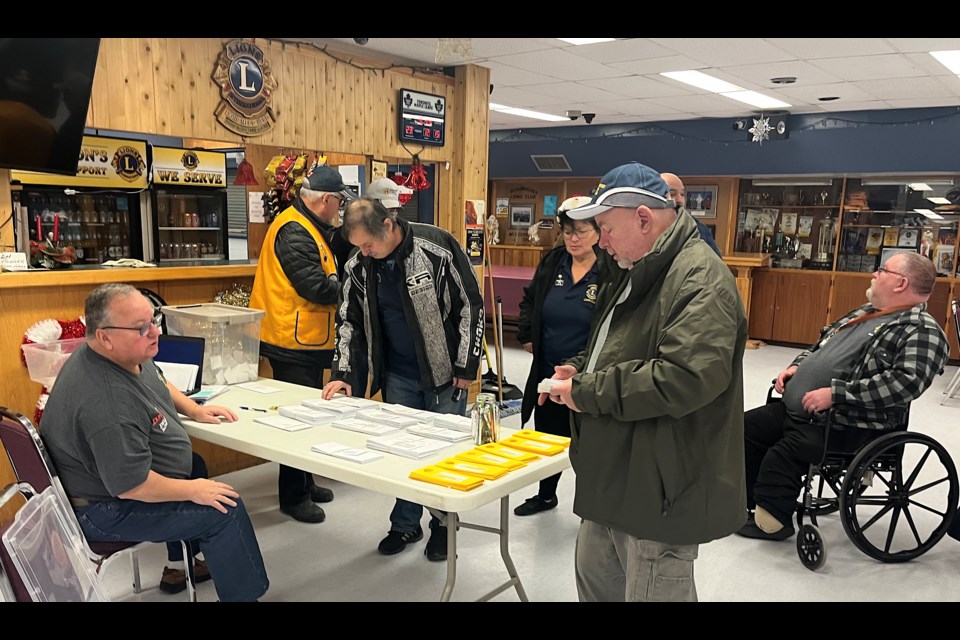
[381,371,467,534]
[75,497,269,602]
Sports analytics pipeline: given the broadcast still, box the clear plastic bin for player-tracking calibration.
[161,303,265,385]
[20,338,86,389]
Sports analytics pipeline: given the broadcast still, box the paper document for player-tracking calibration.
[254,415,313,432]
[155,362,199,394]
[311,442,383,464]
[235,381,281,394]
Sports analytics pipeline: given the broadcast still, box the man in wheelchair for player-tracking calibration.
[739,252,949,541]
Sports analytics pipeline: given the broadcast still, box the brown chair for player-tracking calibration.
[0,407,196,601]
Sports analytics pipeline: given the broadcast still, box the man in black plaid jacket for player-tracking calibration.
[738,252,949,540]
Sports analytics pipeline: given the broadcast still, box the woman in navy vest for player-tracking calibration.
[514,196,607,516]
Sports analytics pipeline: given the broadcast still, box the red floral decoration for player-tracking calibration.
[21,316,86,425]
[391,173,414,205]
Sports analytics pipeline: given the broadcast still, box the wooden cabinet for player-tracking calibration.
[749,270,831,344]
[487,244,548,268]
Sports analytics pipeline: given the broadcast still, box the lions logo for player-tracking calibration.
[583,283,598,304]
[111,146,145,182]
[181,151,200,171]
[212,39,277,137]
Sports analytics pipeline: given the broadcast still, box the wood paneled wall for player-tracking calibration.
[87,39,459,165]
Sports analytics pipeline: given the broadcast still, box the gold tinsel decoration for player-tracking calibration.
[215,283,252,308]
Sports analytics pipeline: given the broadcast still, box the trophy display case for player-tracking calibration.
[838,177,960,277]
[734,179,842,270]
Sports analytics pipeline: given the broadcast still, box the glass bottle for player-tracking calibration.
[471,393,500,445]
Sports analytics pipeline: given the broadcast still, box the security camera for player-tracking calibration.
[353,38,369,46]
[582,113,596,124]
[565,109,581,121]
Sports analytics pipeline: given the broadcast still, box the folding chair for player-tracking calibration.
[1,482,108,601]
[0,407,196,601]
[942,298,960,406]
[0,482,31,602]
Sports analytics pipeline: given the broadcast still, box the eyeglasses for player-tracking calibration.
[101,314,163,337]
[562,227,596,240]
[877,266,908,279]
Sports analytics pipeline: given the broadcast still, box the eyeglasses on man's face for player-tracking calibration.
[877,265,908,279]
[101,314,163,337]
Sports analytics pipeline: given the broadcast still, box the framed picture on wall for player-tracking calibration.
[510,205,533,227]
[686,185,718,219]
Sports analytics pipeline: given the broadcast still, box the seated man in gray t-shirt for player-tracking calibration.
[41,283,269,602]
[737,252,949,541]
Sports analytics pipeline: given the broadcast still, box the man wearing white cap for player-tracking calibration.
[366,177,414,215]
[540,161,747,601]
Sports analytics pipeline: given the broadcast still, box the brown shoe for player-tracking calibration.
[159,559,212,594]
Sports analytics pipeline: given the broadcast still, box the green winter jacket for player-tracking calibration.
[567,210,748,545]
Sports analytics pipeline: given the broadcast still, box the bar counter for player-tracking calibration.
[0,260,263,485]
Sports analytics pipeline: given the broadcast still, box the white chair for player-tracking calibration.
[942,298,960,406]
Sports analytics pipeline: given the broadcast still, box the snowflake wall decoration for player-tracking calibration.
[749,115,773,144]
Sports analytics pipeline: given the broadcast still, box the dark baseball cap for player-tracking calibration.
[567,161,673,220]
[303,165,357,201]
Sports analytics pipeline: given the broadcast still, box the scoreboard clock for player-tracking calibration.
[399,89,445,147]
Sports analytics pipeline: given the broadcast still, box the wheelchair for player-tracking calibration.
[762,386,959,571]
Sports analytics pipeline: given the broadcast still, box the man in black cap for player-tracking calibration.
[249,165,356,523]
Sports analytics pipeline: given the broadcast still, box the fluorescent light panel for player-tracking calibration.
[489,103,568,122]
[722,90,792,109]
[914,208,945,219]
[557,38,616,45]
[660,71,791,109]
[909,183,933,191]
[928,196,952,205]
[930,50,960,75]
[752,179,833,187]
[862,178,955,186]
[660,70,742,93]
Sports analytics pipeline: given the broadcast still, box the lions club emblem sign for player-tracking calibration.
[212,40,278,137]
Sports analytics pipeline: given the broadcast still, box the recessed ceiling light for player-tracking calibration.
[819,96,840,102]
[721,90,792,110]
[770,77,796,84]
[488,103,569,122]
[929,196,952,205]
[660,70,743,93]
[557,38,615,46]
[931,50,960,75]
[914,208,945,219]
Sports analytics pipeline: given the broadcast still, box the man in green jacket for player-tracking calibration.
[542,161,748,602]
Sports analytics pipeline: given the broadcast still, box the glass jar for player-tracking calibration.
[471,393,500,445]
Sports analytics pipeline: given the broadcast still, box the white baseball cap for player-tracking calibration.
[367,178,414,209]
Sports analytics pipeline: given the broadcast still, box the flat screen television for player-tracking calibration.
[0,38,100,176]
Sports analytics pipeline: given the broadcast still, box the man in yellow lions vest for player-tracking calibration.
[250,166,356,523]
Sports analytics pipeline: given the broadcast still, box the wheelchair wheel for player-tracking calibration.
[839,431,958,563]
[797,524,827,571]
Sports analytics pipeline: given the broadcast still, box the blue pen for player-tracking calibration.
[240,406,268,412]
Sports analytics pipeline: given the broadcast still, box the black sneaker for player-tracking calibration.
[378,527,424,555]
[513,495,558,516]
[736,518,795,541]
[309,485,334,503]
[425,522,448,562]
[280,501,326,523]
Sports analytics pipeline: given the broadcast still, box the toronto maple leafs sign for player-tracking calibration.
[399,89,446,147]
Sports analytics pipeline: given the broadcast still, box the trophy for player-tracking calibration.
[810,213,836,270]
[819,190,829,206]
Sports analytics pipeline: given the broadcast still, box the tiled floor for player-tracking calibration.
[85,330,960,602]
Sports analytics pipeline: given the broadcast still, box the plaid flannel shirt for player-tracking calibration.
[792,302,949,430]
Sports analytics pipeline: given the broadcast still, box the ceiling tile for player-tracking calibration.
[646,93,755,113]
[484,61,561,88]
[886,38,960,53]
[809,54,928,81]
[490,49,630,81]
[766,38,895,59]
[650,38,796,66]
[488,86,564,108]
[855,76,956,100]
[777,82,879,103]
[558,38,675,64]
[720,60,844,88]
[581,75,694,99]
[517,81,626,103]
[609,54,712,76]
[887,97,960,109]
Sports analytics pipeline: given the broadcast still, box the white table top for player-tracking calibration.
[183,378,570,513]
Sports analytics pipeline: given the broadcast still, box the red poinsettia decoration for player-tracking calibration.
[391,173,414,205]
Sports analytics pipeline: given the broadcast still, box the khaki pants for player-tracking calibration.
[575,519,699,602]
